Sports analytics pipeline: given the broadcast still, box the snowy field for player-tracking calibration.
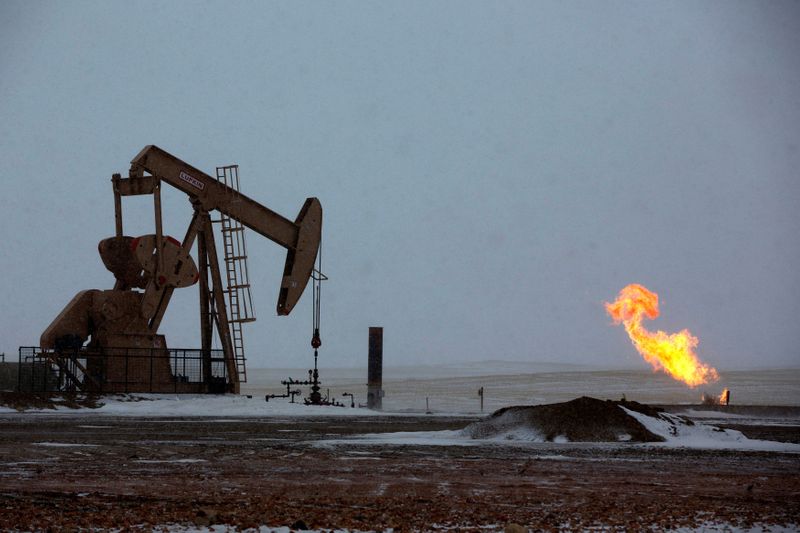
[244,364,800,413]
[0,393,381,418]
[3,364,800,454]
[2,396,798,530]
[2,364,799,530]
[2,393,798,453]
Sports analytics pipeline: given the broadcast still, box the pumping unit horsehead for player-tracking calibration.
[38,146,322,394]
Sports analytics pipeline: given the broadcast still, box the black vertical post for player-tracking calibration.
[197,230,213,391]
[367,327,383,410]
[149,348,153,393]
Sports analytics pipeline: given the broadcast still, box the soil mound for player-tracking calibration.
[465,396,668,443]
[0,392,102,411]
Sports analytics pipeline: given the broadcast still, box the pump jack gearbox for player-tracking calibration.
[37,146,321,394]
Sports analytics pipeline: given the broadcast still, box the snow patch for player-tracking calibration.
[42,394,382,418]
[319,406,800,452]
[620,407,800,452]
[317,429,477,448]
[682,409,750,419]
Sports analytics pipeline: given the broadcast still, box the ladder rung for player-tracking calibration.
[215,166,252,386]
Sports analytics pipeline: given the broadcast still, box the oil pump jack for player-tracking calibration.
[38,146,321,394]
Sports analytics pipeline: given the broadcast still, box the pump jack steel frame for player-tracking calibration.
[38,145,322,394]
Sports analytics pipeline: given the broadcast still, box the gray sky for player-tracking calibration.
[1,1,798,372]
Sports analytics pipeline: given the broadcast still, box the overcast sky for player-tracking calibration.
[1,1,798,373]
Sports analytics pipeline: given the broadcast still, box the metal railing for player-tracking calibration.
[17,346,230,394]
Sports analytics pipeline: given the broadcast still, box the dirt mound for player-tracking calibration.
[465,396,668,443]
[0,392,103,411]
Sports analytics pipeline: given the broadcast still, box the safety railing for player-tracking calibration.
[17,346,230,394]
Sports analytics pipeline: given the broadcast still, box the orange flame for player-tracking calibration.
[606,284,719,388]
[701,388,729,405]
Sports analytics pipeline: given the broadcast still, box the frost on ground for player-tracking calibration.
[0,393,384,417]
[1,412,797,531]
[3,391,798,451]
[0,392,477,418]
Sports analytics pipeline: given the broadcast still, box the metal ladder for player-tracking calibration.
[215,165,256,384]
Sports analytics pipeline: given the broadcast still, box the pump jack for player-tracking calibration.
[38,146,321,394]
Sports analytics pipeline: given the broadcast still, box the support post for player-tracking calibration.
[367,327,383,410]
[153,179,164,282]
[197,230,213,389]
[112,173,123,237]
[201,214,239,393]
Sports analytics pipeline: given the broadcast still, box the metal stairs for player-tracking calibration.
[215,165,256,384]
[38,349,101,393]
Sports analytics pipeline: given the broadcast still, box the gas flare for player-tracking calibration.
[606,284,719,387]
[701,388,730,405]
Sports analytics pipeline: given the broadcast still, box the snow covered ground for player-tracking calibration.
[620,406,800,452]
[1,398,796,531]
[5,366,800,417]
[0,380,800,453]
[245,366,800,412]
[0,393,381,418]
[2,390,798,453]
[315,404,800,453]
